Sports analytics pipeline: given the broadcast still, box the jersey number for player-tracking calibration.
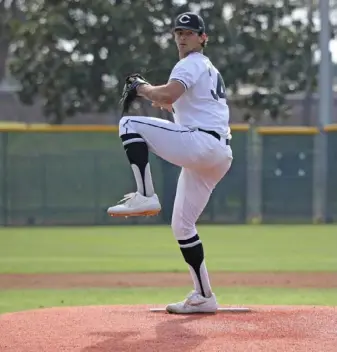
[211,73,226,100]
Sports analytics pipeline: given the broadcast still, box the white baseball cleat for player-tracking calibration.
[107,191,161,217]
[166,290,218,314]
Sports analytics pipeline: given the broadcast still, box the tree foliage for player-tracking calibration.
[0,0,25,82]
[5,0,330,123]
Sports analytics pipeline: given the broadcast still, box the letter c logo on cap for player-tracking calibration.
[179,15,191,24]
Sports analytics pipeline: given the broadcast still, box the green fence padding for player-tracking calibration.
[261,135,314,223]
[0,131,247,226]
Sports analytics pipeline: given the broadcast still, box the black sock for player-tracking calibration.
[178,234,212,298]
[120,133,154,196]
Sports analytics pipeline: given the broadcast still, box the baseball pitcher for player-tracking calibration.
[107,12,233,314]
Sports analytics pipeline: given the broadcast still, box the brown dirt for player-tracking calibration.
[0,305,336,352]
[1,272,336,351]
[0,272,337,290]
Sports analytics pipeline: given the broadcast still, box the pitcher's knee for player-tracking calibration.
[119,116,131,136]
[119,115,143,136]
[171,217,196,241]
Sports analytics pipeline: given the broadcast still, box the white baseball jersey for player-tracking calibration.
[168,52,231,139]
[119,52,234,242]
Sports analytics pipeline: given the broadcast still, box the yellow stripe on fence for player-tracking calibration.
[0,122,336,134]
[0,123,119,132]
[0,122,250,133]
[324,124,337,132]
[230,124,250,132]
[256,126,319,135]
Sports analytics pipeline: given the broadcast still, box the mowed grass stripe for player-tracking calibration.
[1,287,337,314]
[0,225,336,273]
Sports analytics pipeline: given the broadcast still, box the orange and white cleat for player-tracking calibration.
[166,291,218,314]
[107,192,161,217]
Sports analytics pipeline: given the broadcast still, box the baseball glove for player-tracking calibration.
[120,73,150,114]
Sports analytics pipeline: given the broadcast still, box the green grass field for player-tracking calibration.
[0,224,336,314]
[2,287,337,314]
[1,225,337,273]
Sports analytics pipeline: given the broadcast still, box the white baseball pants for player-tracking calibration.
[119,115,233,240]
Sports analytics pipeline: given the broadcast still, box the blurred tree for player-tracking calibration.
[8,0,160,122]
[0,0,25,82]
[7,0,194,123]
[197,0,322,122]
[6,0,327,123]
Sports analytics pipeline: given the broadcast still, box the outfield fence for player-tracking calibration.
[0,123,336,226]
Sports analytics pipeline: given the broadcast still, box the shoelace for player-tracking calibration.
[117,192,136,204]
[184,291,201,305]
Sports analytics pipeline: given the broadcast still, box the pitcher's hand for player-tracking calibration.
[152,101,173,113]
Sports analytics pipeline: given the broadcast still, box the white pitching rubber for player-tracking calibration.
[149,307,251,313]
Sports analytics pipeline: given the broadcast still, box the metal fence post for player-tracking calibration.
[313,131,328,222]
[246,125,262,223]
[1,132,8,226]
[93,153,101,225]
[313,0,332,222]
[41,154,47,224]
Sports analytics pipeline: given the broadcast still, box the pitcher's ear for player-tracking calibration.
[200,33,208,47]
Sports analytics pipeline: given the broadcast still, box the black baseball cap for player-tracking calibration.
[173,12,206,34]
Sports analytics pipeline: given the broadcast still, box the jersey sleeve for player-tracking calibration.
[168,57,206,90]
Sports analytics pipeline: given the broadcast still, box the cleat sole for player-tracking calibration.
[108,209,161,217]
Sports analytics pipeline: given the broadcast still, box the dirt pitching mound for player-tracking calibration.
[0,305,336,352]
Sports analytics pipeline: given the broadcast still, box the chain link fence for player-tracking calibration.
[0,125,336,226]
